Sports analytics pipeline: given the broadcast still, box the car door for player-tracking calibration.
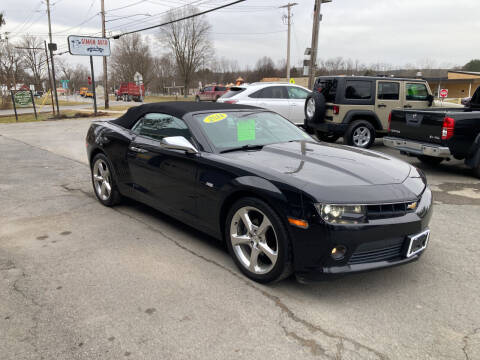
[254,86,291,119]
[127,113,199,221]
[403,82,431,110]
[376,80,402,128]
[287,86,311,125]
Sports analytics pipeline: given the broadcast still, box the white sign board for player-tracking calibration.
[68,35,111,56]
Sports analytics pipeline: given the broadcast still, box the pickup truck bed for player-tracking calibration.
[384,86,480,177]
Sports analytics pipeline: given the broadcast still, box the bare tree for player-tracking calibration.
[109,33,153,88]
[0,12,5,28]
[253,56,277,81]
[19,35,45,90]
[159,6,211,96]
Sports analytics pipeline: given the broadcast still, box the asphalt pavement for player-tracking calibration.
[0,118,479,360]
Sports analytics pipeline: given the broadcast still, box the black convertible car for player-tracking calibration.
[86,102,432,283]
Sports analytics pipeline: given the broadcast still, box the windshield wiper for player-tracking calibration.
[220,144,264,154]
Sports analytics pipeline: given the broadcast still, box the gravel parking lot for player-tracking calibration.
[1,118,479,360]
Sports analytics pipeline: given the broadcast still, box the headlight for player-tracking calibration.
[314,204,367,224]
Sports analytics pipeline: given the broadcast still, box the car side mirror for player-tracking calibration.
[427,94,434,107]
[161,136,198,154]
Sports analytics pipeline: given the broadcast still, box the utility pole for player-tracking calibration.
[46,0,60,115]
[101,0,109,109]
[44,41,55,115]
[308,0,331,89]
[280,3,298,82]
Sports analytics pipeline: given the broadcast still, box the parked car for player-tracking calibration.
[384,86,480,177]
[217,82,311,125]
[196,85,228,102]
[85,89,94,98]
[304,76,444,148]
[86,102,432,283]
[116,82,145,102]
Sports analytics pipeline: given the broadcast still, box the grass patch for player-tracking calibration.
[0,110,113,124]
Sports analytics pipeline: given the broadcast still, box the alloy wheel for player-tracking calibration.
[93,159,112,201]
[352,126,371,147]
[229,206,278,275]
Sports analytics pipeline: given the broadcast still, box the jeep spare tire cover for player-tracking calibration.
[304,92,326,124]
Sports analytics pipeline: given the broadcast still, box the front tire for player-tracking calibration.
[344,120,376,148]
[91,153,122,206]
[225,197,292,283]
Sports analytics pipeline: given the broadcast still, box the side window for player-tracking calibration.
[215,86,227,91]
[345,80,372,99]
[287,87,310,99]
[204,86,213,92]
[249,89,264,98]
[377,82,400,100]
[259,86,288,99]
[406,83,428,101]
[132,113,192,141]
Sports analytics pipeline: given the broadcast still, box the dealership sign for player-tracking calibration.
[68,35,111,56]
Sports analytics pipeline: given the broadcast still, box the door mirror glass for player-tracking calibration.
[161,136,198,154]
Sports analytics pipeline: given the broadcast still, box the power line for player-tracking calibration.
[111,0,246,39]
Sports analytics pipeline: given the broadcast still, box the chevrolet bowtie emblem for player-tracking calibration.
[407,202,417,210]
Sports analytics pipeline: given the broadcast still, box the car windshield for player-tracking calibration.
[193,111,312,152]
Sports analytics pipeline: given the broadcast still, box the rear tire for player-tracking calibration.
[225,197,292,283]
[417,155,444,166]
[344,120,376,148]
[91,153,122,207]
[316,131,340,143]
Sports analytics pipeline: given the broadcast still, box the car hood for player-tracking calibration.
[220,141,422,203]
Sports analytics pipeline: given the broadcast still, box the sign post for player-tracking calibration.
[440,88,448,107]
[30,90,38,120]
[68,35,111,116]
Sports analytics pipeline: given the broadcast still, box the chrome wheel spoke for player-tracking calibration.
[231,233,251,246]
[257,216,272,236]
[239,208,254,233]
[248,246,261,271]
[258,242,278,263]
[94,174,103,182]
[104,181,111,194]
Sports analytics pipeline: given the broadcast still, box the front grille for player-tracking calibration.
[367,202,416,220]
[348,238,405,265]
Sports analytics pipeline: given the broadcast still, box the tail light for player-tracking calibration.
[333,105,340,115]
[388,112,392,132]
[441,117,454,140]
[224,100,238,104]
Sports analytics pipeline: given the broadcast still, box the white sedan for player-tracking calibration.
[217,82,311,125]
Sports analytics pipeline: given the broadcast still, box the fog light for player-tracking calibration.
[331,246,347,260]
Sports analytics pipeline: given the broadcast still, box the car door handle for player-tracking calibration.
[404,105,412,108]
[129,146,148,153]
[377,104,387,108]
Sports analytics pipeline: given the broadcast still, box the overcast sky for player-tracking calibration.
[2,0,479,75]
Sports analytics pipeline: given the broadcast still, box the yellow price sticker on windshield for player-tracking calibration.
[204,113,227,123]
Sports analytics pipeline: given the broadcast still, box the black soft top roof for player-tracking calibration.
[110,101,259,129]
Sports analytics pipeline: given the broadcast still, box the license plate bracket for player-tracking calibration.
[406,229,430,257]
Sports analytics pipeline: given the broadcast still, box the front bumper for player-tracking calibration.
[291,187,433,281]
[383,137,451,158]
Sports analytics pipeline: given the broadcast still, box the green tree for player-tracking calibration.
[463,59,480,72]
